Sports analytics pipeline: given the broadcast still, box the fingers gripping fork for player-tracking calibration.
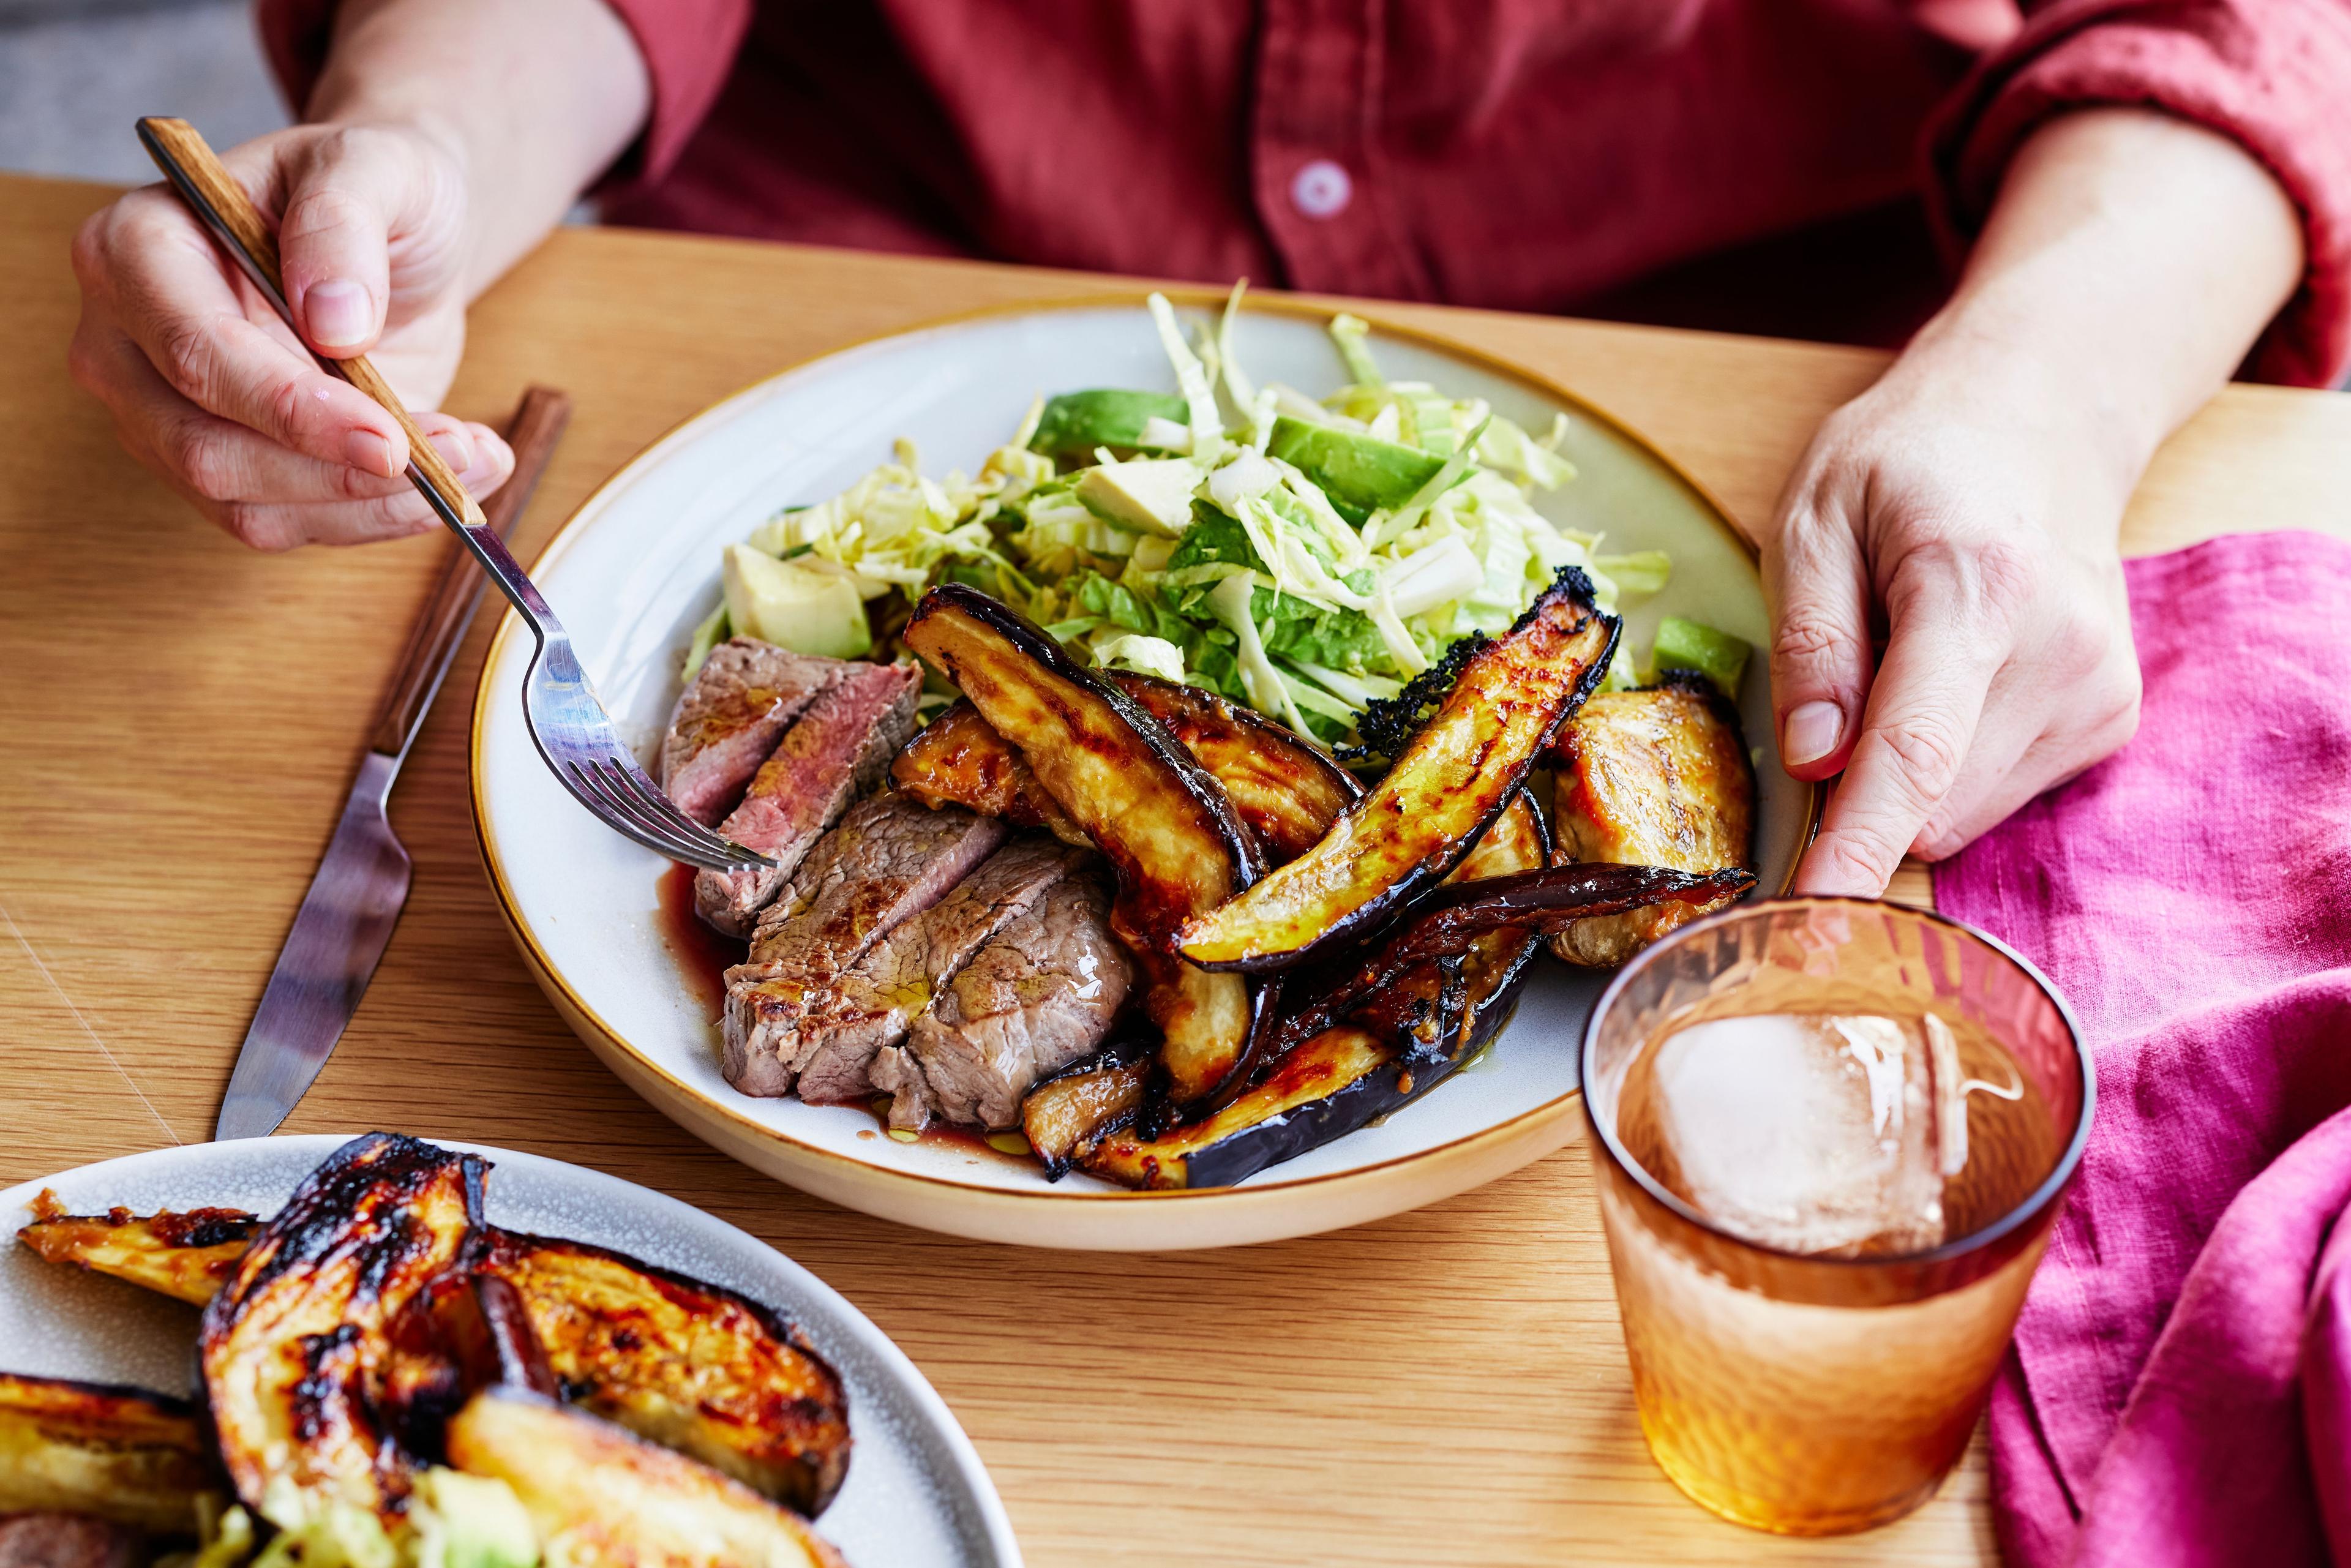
[138,116,770,874]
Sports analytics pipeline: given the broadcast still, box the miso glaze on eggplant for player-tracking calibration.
[903,583,1277,1105]
[199,1133,485,1525]
[17,1190,259,1307]
[1177,568,1620,973]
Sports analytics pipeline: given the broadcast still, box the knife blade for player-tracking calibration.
[216,388,572,1140]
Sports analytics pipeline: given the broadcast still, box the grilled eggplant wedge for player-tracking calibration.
[1086,918,1537,1190]
[1549,673,1757,966]
[895,679,1357,867]
[891,700,1086,845]
[444,1389,851,1568]
[1277,862,1755,1055]
[19,1188,852,1515]
[1085,794,1550,1190]
[903,583,1273,1104]
[0,1372,216,1531]
[1019,1038,1154,1177]
[478,1231,850,1517]
[1322,792,1549,1057]
[1084,1026,1401,1190]
[17,1191,259,1307]
[1179,566,1619,972]
[1108,673,1360,863]
[200,1133,485,1526]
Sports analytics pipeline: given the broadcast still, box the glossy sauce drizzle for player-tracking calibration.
[656,862,745,1015]
[865,1097,1037,1165]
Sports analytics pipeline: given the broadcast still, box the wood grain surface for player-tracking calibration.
[5,171,2348,1566]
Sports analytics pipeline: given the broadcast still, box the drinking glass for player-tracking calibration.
[1581,898,2090,1536]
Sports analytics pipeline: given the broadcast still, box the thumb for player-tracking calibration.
[1763,498,1875,782]
[274,129,444,359]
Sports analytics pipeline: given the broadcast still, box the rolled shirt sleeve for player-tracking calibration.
[254,0,750,190]
[1925,0,2351,388]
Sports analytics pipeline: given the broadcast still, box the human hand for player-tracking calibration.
[67,121,513,550]
[1763,333,2143,896]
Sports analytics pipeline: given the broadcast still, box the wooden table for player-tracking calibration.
[6,170,2348,1566]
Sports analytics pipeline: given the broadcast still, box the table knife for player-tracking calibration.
[214,388,572,1140]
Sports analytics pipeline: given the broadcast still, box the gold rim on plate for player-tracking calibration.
[467,288,1823,1228]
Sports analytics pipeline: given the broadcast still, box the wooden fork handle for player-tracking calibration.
[135,116,487,529]
[369,387,572,758]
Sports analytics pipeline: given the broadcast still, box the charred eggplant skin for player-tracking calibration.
[17,1192,260,1307]
[903,583,1269,1105]
[1020,1038,1155,1177]
[893,681,1357,866]
[1177,567,1620,973]
[1086,942,1535,1191]
[18,1168,853,1517]
[200,1132,486,1525]
[1278,862,1755,1056]
[478,1229,852,1517]
[1085,1027,1396,1190]
[1323,790,1548,1057]
[903,583,1262,922]
[0,1372,216,1531]
[1090,794,1551,1190]
[1107,672,1360,863]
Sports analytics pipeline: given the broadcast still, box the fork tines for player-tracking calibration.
[562,753,774,872]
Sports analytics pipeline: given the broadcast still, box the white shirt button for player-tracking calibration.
[1289,159,1353,219]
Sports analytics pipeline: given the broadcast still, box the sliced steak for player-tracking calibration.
[660,637,842,826]
[0,1515,141,1568]
[722,795,1007,1096]
[795,836,1095,1105]
[877,873,1134,1131]
[694,661,922,936]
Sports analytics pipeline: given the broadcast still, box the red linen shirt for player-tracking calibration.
[261,0,2351,386]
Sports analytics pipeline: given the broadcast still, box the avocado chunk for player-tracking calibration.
[1029,390,1191,460]
[1074,459,1200,536]
[1265,416,1449,522]
[413,1469,539,1568]
[1652,615,1750,697]
[722,544,871,661]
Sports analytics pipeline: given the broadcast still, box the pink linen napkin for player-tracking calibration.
[1932,530,2351,1566]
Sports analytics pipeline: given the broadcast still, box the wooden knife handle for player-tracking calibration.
[369,387,573,757]
[135,116,486,529]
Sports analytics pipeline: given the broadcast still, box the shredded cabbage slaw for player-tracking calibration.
[688,287,1679,747]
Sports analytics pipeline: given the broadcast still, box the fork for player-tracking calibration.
[137,118,773,873]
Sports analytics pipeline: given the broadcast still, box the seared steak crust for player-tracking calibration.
[876,873,1133,1131]
[695,661,921,936]
[659,638,841,827]
[722,795,1007,1096]
[795,837,1095,1105]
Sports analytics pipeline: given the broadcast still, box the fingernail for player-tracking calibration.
[344,428,396,476]
[1783,701,1845,767]
[305,280,371,350]
[429,428,474,471]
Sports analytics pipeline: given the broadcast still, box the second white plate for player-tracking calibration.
[0,1136,1021,1568]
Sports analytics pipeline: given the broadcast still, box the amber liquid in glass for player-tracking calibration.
[1602,1005,2063,1534]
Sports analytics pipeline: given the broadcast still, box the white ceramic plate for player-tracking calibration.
[471,292,1816,1250]
[0,1135,1021,1568]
